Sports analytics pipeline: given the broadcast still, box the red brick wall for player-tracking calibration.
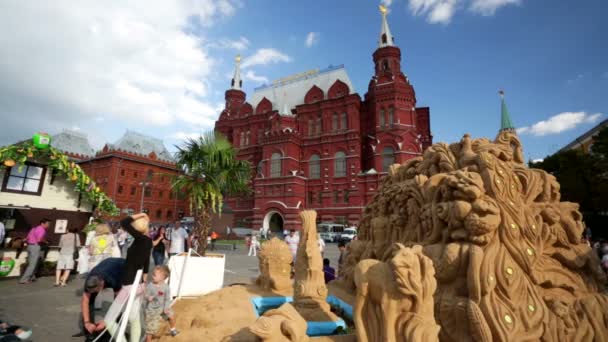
[80,152,189,224]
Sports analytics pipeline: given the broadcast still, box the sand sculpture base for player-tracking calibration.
[292,210,339,323]
[155,285,355,342]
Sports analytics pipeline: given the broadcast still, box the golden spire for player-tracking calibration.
[379,4,388,14]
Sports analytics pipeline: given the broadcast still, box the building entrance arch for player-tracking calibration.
[263,210,284,236]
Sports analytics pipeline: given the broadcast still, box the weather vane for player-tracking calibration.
[379,5,388,15]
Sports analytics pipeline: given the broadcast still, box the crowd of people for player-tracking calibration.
[77,213,180,342]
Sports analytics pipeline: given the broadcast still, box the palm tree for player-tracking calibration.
[172,132,251,255]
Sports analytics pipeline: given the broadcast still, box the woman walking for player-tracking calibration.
[248,234,258,256]
[55,226,81,286]
[152,226,167,265]
[88,224,117,271]
[317,233,326,257]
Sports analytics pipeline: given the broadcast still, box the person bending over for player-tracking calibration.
[80,258,125,337]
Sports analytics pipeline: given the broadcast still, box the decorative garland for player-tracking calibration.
[0,138,119,216]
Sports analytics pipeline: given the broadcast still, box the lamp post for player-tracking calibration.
[139,181,150,212]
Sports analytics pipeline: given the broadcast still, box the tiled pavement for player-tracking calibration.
[0,243,342,342]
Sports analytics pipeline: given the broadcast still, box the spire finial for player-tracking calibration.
[378,5,394,48]
[231,54,242,90]
[499,90,515,133]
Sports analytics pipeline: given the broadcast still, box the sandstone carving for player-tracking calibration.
[256,237,293,293]
[347,131,608,341]
[335,239,369,292]
[292,210,338,322]
[354,243,440,342]
[249,303,309,342]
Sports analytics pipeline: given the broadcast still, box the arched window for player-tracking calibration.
[270,153,282,178]
[316,115,322,134]
[308,119,314,136]
[388,107,394,126]
[257,160,265,178]
[309,154,320,179]
[167,210,173,219]
[155,209,162,219]
[382,33,387,44]
[245,131,251,146]
[379,109,385,127]
[382,147,395,172]
[334,151,346,177]
[341,112,347,130]
[239,131,245,146]
[146,169,154,180]
[332,113,338,131]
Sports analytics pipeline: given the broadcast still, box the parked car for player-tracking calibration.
[318,223,345,242]
[340,227,358,242]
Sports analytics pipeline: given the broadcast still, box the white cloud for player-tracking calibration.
[469,0,521,16]
[532,158,544,163]
[169,131,202,141]
[517,112,602,136]
[381,0,394,6]
[408,0,522,24]
[0,1,239,145]
[244,70,269,84]
[305,32,320,48]
[409,0,459,24]
[566,73,585,85]
[209,36,250,51]
[241,48,292,68]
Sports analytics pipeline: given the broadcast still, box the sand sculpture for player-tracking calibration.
[343,131,608,341]
[256,237,293,293]
[292,210,338,322]
[249,303,310,342]
[250,210,340,341]
[354,244,440,341]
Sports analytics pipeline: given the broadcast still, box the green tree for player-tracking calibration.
[530,127,608,237]
[172,132,251,255]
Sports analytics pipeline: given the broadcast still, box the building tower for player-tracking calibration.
[499,90,515,133]
[364,5,428,172]
[217,55,247,144]
[225,55,246,115]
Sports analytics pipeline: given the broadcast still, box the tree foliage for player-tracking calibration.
[529,127,608,237]
[171,132,251,255]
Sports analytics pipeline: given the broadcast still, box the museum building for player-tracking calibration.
[215,8,433,232]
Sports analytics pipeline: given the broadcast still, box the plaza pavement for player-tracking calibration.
[0,243,343,342]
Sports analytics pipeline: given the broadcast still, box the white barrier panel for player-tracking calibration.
[168,253,225,298]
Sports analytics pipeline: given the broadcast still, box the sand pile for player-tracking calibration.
[157,285,258,342]
[155,284,355,341]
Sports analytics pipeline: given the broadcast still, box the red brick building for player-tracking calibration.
[215,9,432,232]
[53,130,190,223]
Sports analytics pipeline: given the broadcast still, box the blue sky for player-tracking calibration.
[0,0,606,160]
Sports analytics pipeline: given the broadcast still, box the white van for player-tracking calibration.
[340,227,358,242]
[318,223,346,242]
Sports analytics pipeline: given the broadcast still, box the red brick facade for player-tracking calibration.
[79,146,188,223]
[215,38,432,232]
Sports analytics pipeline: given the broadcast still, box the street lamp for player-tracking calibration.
[139,181,150,212]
